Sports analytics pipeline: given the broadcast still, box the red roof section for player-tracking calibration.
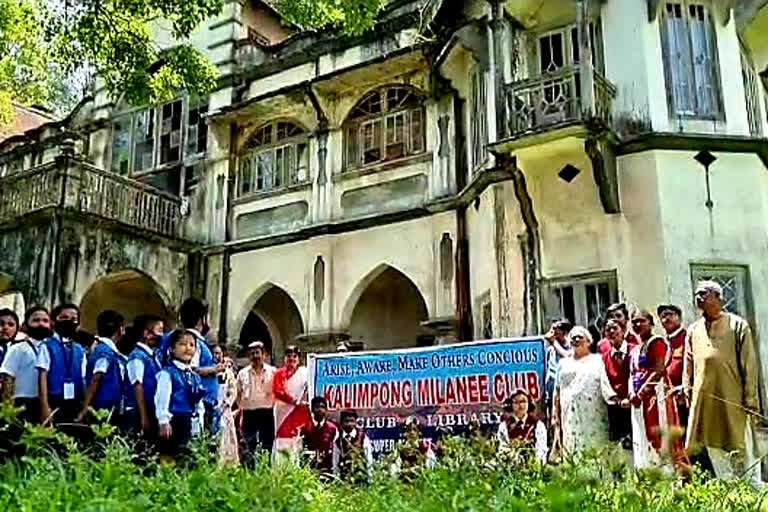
[0,105,58,142]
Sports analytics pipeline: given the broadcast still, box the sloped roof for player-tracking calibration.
[0,105,59,142]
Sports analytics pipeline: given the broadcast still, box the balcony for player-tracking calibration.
[0,159,182,238]
[235,39,268,68]
[502,64,616,149]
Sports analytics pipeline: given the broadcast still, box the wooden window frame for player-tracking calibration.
[542,270,618,336]
[237,121,309,199]
[659,1,724,121]
[343,86,426,171]
[109,96,209,197]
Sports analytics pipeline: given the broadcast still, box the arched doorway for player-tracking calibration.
[348,266,429,350]
[79,270,170,333]
[238,285,304,363]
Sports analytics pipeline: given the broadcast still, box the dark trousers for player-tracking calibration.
[204,401,221,436]
[123,409,158,456]
[607,404,632,445]
[15,397,40,425]
[48,397,81,424]
[242,408,274,467]
[157,414,193,458]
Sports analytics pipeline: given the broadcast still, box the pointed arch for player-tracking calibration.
[235,282,305,359]
[343,264,430,350]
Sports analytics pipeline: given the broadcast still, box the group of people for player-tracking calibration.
[537,280,762,486]
[0,297,378,479]
[0,279,762,486]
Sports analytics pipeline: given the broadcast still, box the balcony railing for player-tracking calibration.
[0,159,182,238]
[234,39,267,67]
[505,64,616,139]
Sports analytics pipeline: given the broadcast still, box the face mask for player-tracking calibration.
[55,320,78,339]
[27,327,51,341]
[201,324,210,337]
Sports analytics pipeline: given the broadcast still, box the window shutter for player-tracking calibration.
[689,5,715,117]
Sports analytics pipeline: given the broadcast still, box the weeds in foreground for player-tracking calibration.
[0,404,766,511]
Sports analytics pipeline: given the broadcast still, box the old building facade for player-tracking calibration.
[2,0,768,396]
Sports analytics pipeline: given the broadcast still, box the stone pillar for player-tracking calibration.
[490,0,508,139]
[576,0,596,118]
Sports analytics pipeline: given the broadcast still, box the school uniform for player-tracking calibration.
[36,334,87,423]
[154,360,205,457]
[0,337,43,424]
[124,342,162,436]
[333,427,373,480]
[85,337,129,426]
[299,419,339,474]
[188,329,220,435]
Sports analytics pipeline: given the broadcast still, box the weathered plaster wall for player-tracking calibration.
[654,150,768,398]
[0,219,57,307]
[226,212,456,347]
[58,219,191,318]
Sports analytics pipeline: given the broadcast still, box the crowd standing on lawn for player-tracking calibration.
[0,280,763,486]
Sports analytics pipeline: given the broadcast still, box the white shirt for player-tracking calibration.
[93,337,127,376]
[154,360,204,426]
[0,339,42,398]
[332,428,374,476]
[666,326,685,340]
[127,343,158,385]
[496,416,548,464]
[237,363,276,410]
[611,340,629,360]
[36,335,86,382]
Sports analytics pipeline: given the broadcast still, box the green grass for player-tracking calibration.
[0,407,766,512]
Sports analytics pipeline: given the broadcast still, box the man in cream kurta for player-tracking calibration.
[684,281,761,486]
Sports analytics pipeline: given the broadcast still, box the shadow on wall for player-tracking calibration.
[79,270,170,333]
[348,266,429,350]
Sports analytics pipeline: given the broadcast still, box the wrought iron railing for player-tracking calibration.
[0,159,182,237]
[505,65,616,139]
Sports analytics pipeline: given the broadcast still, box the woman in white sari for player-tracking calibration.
[554,326,610,458]
[272,345,310,458]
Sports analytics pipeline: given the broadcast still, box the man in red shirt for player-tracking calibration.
[598,303,641,356]
[600,318,637,449]
[298,396,339,477]
[658,303,688,428]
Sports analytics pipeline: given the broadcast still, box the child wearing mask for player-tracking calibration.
[1,307,51,424]
[154,330,205,463]
[37,304,86,424]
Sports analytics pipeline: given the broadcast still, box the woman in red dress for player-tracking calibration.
[628,310,688,471]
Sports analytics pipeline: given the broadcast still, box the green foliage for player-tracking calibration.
[0,0,52,126]
[0,405,766,512]
[0,0,387,128]
[272,0,384,36]
[50,0,224,106]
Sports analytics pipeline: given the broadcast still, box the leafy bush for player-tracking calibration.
[0,410,766,512]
